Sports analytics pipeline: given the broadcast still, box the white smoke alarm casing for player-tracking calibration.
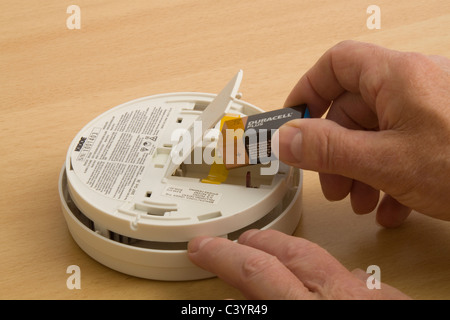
[58,71,303,281]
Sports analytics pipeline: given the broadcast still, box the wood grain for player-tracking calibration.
[1,0,449,299]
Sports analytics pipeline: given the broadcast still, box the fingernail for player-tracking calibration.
[277,124,303,163]
[188,237,214,254]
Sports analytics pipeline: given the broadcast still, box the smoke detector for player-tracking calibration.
[58,70,303,281]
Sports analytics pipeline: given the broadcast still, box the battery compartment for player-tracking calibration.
[170,147,276,188]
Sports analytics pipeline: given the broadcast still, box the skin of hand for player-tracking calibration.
[188,41,449,299]
[277,40,450,227]
[188,229,411,299]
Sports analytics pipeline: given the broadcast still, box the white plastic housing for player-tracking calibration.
[59,85,303,281]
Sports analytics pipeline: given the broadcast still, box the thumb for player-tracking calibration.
[274,118,402,192]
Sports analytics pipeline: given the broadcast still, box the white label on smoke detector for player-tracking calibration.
[71,105,171,201]
[162,185,222,205]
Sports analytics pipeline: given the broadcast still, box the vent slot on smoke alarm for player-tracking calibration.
[197,211,222,221]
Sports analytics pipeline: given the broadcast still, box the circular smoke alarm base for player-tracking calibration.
[59,71,303,281]
[59,166,302,281]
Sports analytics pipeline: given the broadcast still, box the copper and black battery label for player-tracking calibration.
[221,104,309,169]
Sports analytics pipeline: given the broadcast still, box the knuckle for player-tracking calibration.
[283,239,324,266]
[240,253,279,282]
[316,122,341,173]
[332,40,357,52]
[393,52,433,84]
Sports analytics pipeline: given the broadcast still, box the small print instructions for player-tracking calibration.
[71,104,171,201]
[162,185,222,205]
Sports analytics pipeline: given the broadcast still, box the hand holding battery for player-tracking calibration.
[188,41,450,299]
[276,40,450,227]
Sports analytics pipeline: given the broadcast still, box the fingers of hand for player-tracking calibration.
[238,229,365,298]
[284,40,390,115]
[188,230,412,299]
[376,194,412,228]
[189,230,368,299]
[319,173,380,215]
[319,172,352,201]
[187,235,313,299]
[239,230,412,299]
[275,118,394,187]
[350,181,380,214]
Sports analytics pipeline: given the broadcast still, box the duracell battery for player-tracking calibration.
[221,104,309,169]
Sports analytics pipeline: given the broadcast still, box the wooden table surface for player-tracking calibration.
[1,0,449,300]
